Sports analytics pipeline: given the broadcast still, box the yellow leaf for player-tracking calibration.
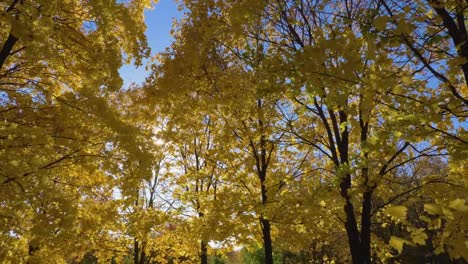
[393,131,403,138]
[449,199,468,212]
[426,9,434,19]
[389,236,405,254]
[396,18,412,35]
[410,228,427,245]
[402,75,412,85]
[424,204,443,215]
[385,205,407,219]
[374,16,388,31]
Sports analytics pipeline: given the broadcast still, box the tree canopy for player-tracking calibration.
[0,0,467,263]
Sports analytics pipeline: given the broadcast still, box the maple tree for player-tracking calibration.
[374,0,468,108]
[1,0,467,263]
[141,0,466,263]
[1,0,154,262]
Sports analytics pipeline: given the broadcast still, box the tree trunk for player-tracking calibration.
[0,32,18,71]
[200,240,208,264]
[460,41,468,89]
[343,199,363,264]
[361,190,373,264]
[261,217,274,264]
[340,183,373,264]
[359,106,372,263]
[1,1,21,71]
[255,100,274,264]
[139,242,147,264]
[134,239,140,264]
[260,177,274,264]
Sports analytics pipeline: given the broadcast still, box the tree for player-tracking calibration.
[0,0,153,262]
[143,0,466,263]
[2,0,466,263]
[145,17,310,263]
[374,0,468,107]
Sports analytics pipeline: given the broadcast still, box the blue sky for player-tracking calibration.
[119,0,181,87]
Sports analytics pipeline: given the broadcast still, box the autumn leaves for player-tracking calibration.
[144,0,467,263]
[1,0,467,263]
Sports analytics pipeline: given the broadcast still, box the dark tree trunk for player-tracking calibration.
[1,0,21,72]
[0,32,18,71]
[139,243,147,264]
[253,99,274,264]
[337,111,371,264]
[342,196,364,264]
[261,217,274,264]
[359,119,372,264]
[460,40,468,89]
[134,239,140,264]
[200,240,208,264]
[361,190,373,264]
[260,176,274,264]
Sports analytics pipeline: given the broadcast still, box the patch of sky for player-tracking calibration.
[119,0,182,87]
[81,20,97,34]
